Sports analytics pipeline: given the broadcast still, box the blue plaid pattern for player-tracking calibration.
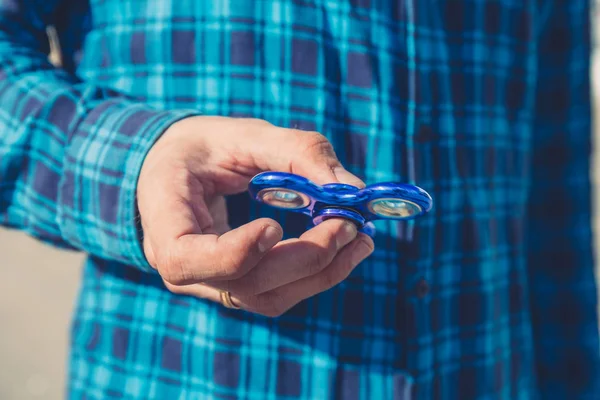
[0,0,598,399]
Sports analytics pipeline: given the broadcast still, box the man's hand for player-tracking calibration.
[137,116,374,317]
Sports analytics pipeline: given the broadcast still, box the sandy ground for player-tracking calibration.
[0,229,84,399]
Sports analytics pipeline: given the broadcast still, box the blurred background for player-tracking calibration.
[2,5,600,400]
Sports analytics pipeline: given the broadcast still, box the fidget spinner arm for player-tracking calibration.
[248,172,433,237]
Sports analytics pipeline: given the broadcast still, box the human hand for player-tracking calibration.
[137,116,374,316]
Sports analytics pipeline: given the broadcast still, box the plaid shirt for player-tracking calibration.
[0,0,598,398]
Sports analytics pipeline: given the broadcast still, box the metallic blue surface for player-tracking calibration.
[248,172,433,237]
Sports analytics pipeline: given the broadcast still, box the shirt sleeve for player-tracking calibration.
[527,0,600,397]
[0,1,199,272]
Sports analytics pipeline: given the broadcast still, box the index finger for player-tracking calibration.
[234,124,366,188]
[152,217,283,285]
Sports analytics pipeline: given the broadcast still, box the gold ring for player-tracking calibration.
[219,290,240,309]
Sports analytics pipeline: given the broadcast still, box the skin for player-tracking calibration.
[138,116,375,317]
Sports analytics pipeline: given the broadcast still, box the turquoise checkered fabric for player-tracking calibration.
[0,0,598,398]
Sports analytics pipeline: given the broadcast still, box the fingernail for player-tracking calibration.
[259,226,281,252]
[336,222,358,250]
[352,238,374,265]
[333,167,365,188]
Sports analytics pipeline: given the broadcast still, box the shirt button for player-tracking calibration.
[416,279,430,298]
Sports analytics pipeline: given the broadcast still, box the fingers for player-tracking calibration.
[210,219,358,296]
[270,130,365,187]
[140,115,371,313]
[221,119,364,187]
[153,218,283,285]
[162,233,374,317]
[331,166,366,189]
[286,131,362,187]
[163,280,219,302]
[229,233,374,316]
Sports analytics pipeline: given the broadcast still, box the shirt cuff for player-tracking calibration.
[57,100,200,272]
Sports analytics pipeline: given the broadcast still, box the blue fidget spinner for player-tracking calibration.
[248,172,433,237]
